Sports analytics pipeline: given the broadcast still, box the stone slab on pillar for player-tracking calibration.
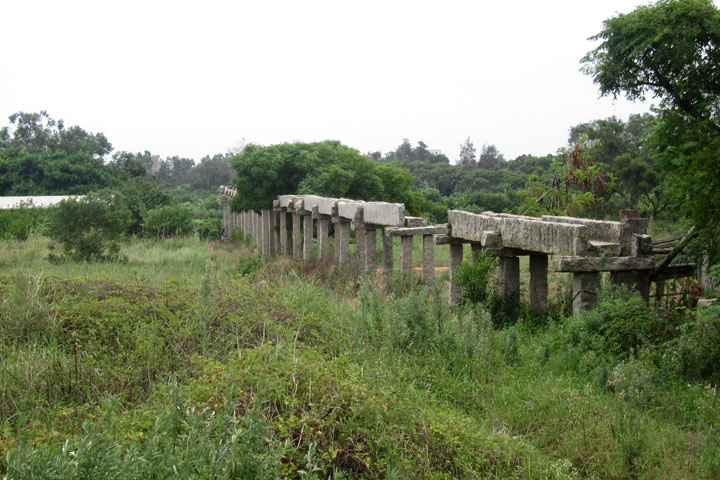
[401,236,413,271]
[318,216,330,258]
[292,213,302,259]
[366,228,377,272]
[529,254,549,316]
[335,219,350,265]
[382,230,394,273]
[303,214,314,259]
[573,272,600,315]
[423,234,435,290]
[498,256,520,296]
[449,243,463,305]
[279,211,288,256]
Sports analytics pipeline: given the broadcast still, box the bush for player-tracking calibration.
[0,207,48,240]
[106,178,175,236]
[665,305,720,383]
[143,204,194,238]
[455,253,497,306]
[48,194,131,262]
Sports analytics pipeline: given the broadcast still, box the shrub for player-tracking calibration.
[143,204,194,238]
[455,253,497,306]
[665,305,720,383]
[106,178,175,236]
[48,193,131,261]
[0,206,48,240]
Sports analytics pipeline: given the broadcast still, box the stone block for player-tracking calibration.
[337,200,364,220]
[303,195,338,216]
[554,256,655,272]
[404,216,428,227]
[278,194,301,209]
[361,201,405,227]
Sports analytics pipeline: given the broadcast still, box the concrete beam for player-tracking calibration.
[448,210,590,256]
[554,256,655,273]
[385,224,448,237]
[541,215,632,255]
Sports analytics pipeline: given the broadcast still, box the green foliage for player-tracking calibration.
[49,194,131,262]
[583,0,720,251]
[143,204,194,238]
[455,254,497,305]
[0,111,114,195]
[0,205,48,240]
[666,305,720,383]
[102,177,175,236]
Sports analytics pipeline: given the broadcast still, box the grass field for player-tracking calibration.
[1,236,718,479]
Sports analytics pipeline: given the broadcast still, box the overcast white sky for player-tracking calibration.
[1,0,655,163]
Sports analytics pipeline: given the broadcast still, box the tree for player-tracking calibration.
[477,144,505,170]
[458,137,476,166]
[582,0,720,250]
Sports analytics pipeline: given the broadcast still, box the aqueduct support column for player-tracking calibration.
[254,212,261,250]
[423,234,435,290]
[401,236,413,271]
[261,209,271,256]
[333,217,351,265]
[498,255,520,297]
[354,208,366,269]
[366,227,377,273]
[303,211,314,259]
[279,210,288,256]
[383,230,394,273]
[529,254,549,315]
[292,210,302,260]
[314,206,331,259]
[573,272,600,315]
[449,242,464,305]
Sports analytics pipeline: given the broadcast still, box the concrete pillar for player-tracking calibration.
[423,234,435,290]
[262,209,271,256]
[355,223,366,269]
[279,211,288,256]
[401,236,413,271]
[498,256,520,296]
[610,271,650,303]
[529,254,549,315]
[573,272,600,315]
[382,230,393,273]
[449,243,463,305]
[318,216,330,258]
[292,213,302,260]
[334,219,350,265]
[366,228,377,272]
[303,213,314,259]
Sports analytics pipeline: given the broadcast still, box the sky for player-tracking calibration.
[0,0,655,163]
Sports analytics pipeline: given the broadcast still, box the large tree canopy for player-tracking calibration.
[582,0,720,253]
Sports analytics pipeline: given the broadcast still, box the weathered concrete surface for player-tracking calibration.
[498,256,520,296]
[529,254,548,315]
[366,228,377,272]
[303,214,314,259]
[404,216,428,227]
[573,272,600,315]
[302,195,338,216]
[554,256,655,272]
[318,216,330,258]
[385,224,448,237]
[423,234,435,289]
[449,243,463,305]
[337,200,365,221]
[401,236,413,270]
[448,210,589,256]
[278,194,302,209]
[334,219,351,265]
[541,215,632,255]
[361,201,405,227]
[279,211,288,256]
[382,231,393,272]
[292,213,302,259]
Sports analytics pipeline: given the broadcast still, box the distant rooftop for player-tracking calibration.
[0,196,84,210]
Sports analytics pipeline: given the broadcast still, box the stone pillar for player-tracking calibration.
[610,271,650,302]
[449,243,463,305]
[334,219,350,265]
[261,209,271,256]
[382,230,394,273]
[366,228,377,272]
[529,254,549,315]
[355,223,366,269]
[401,236,413,271]
[498,256,520,296]
[279,211,288,256]
[303,213,314,259]
[272,211,280,255]
[255,212,261,251]
[292,212,302,260]
[423,234,435,290]
[242,211,248,239]
[573,272,600,315]
[220,197,229,235]
[317,214,330,259]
